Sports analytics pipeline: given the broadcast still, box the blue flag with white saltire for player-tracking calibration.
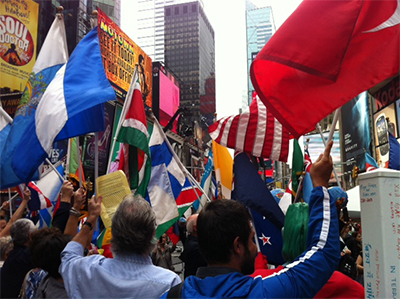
[0,15,68,189]
[12,26,116,183]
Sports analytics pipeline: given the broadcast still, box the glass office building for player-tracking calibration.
[246,0,275,105]
[164,1,215,125]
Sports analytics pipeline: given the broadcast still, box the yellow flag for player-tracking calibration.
[212,141,233,199]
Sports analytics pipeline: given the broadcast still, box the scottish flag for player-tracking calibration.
[12,27,116,183]
[0,16,68,189]
[0,107,12,155]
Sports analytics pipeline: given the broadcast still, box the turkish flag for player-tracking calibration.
[251,0,400,138]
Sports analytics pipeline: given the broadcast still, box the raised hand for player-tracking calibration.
[310,140,333,188]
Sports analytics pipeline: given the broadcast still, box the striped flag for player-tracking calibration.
[209,93,290,162]
[146,119,199,240]
[116,81,151,198]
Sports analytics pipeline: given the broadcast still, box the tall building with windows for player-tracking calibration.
[89,0,121,26]
[164,1,215,125]
[246,0,275,105]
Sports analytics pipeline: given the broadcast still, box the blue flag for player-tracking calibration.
[388,132,400,170]
[234,152,285,229]
[0,16,68,189]
[193,150,213,212]
[12,27,116,183]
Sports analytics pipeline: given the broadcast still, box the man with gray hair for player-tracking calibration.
[1,218,36,298]
[60,194,181,298]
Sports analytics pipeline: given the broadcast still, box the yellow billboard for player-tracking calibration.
[98,9,152,107]
[0,0,38,91]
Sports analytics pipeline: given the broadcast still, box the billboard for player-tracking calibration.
[340,92,372,173]
[97,9,152,106]
[0,0,38,91]
[152,62,180,132]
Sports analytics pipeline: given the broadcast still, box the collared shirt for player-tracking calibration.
[60,241,181,299]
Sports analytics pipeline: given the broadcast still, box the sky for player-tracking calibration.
[121,0,302,119]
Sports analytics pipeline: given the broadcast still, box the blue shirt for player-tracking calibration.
[60,241,181,299]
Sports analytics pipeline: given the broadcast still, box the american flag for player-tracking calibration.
[209,94,290,162]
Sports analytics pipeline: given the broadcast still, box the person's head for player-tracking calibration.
[0,216,6,231]
[353,231,362,243]
[111,194,156,256]
[10,219,36,247]
[29,228,71,279]
[139,54,144,65]
[186,214,199,237]
[158,233,167,246]
[0,236,13,261]
[197,199,257,274]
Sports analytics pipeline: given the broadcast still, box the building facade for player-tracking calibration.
[246,0,275,105]
[164,1,215,126]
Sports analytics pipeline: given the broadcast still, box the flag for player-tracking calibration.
[0,106,12,156]
[212,140,233,199]
[234,152,285,229]
[291,139,304,197]
[251,0,400,138]
[193,149,213,212]
[279,181,293,215]
[116,81,151,197]
[12,26,116,183]
[233,152,285,265]
[209,93,289,162]
[146,119,198,240]
[68,138,85,187]
[388,132,400,170]
[0,15,68,189]
[29,163,64,228]
[365,152,379,171]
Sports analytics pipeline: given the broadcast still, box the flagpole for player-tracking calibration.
[106,67,139,174]
[66,138,71,179]
[316,123,342,189]
[152,115,212,203]
[328,107,341,142]
[247,207,261,252]
[76,137,83,187]
[45,158,65,183]
[7,188,13,218]
[94,132,99,194]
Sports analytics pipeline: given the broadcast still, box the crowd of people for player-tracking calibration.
[0,141,365,298]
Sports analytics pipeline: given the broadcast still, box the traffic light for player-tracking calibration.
[352,165,359,179]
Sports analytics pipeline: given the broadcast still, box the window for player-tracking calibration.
[166,8,170,16]
[192,4,197,12]
[183,6,188,13]
[175,7,179,15]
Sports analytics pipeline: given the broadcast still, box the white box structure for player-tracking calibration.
[359,169,400,299]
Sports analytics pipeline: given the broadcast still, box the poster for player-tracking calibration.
[83,103,115,177]
[373,103,397,146]
[340,92,372,173]
[97,9,152,106]
[0,0,38,91]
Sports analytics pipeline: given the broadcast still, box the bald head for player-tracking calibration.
[187,214,199,236]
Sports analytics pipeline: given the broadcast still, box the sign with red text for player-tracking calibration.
[97,9,152,107]
[0,0,38,91]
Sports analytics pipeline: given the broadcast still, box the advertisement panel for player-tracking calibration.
[159,70,180,129]
[340,92,372,174]
[83,103,115,178]
[0,0,38,91]
[97,9,152,106]
[373,103,397,146]
[372,75,399,113]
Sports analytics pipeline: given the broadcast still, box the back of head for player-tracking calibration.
[186,214,198,235]
[29,228,71,279]
[10,219,36,246]
[0,236,13,261]
[111,194,156,256]
[197,199,252,265]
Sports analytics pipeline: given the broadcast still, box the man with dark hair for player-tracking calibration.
[179,214,207,278]
[60,194,181,298]
[163,140,341,298]
[29,228,71,298]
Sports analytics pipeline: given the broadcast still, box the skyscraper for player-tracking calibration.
[164,1,215,126]
[246,0,275,105]
[89,0,121,26]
